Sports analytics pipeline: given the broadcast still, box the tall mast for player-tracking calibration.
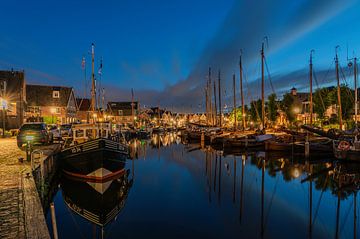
[354,57,358,129]
[205,83,208,123]
[213,79,217,126]
[309,50,314,125]
[218,70,222,127]
[335,46,343,130]
[261,42,265,130]
[91,43,96,114]
[131,88,135,125]
[239,52,246,130]
[233,74,237,130]
[208,68,213,126]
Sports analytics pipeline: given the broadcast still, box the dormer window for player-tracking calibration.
[53,91,60,98]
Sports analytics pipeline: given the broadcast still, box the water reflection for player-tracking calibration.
[48,133,360,239]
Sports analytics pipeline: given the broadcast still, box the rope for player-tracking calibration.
[264,57,282,110]
[312,66,326,112]
[313,174,329,225]
[264,174,280,230]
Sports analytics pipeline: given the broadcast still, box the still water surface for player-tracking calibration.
[46,133,359,239]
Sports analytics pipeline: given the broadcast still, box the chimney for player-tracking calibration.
[291,87,297,96]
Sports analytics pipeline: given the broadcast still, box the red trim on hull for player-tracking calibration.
[63,168,126,183]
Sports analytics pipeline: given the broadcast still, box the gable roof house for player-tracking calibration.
[26,85,77,124]
[76,98,91,123]
[107,101,139,124]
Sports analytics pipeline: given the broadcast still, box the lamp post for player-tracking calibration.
[1,98,7,138]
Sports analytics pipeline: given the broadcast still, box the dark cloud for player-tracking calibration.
[88,0,355,112]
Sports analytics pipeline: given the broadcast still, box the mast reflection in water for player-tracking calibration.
[47,132,360,239]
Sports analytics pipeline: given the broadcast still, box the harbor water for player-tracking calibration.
[46,133,359,239]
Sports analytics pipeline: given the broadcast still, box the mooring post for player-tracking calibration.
[201,132,205,148]
[50,202,59,239]
[26,141,32,162]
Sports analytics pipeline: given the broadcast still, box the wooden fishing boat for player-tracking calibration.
[223,134,274,151]
[61,123,129,182]
[333,139,360,161]
[61,44,128,183]
[265,136,333,155]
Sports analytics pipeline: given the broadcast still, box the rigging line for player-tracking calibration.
[264,56,282,111]
[264,174,280,229]
[244,70,261,122]
[313,174,330,225]
[320,60,335,86]
[264,56,276,96]
[339,195,354,235]
[312,66,327,112]
[339,63,355,103]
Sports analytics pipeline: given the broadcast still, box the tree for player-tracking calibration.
[313,87,333,119]
[267,93,277,123]
[249,99,262,122]
[281,93,295,122]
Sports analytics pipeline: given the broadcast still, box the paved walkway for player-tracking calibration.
[0,138,50,239]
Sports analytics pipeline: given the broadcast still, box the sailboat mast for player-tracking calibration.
[131,88,135,125]
[354,57,358,128]
[233,74,237,130]
[239,53,246,130]
[213,79,217,126]
[209,69,213,126]
[309,50,314,125]
[218,70,222,127]
[335,46,343,129]
[261,43,265,129]
[91,43,96,114]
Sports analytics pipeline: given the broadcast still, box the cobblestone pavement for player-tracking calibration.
[0,138,52,238]
[0,138,27,239]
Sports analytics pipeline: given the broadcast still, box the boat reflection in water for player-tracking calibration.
[49,133,360,239]
[61,166,133,229]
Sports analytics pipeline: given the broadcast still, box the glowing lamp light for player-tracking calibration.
[0,98,8,110]
[93,113,97,118]
[50,107,56,114]
[292,168,301,178]
[293,107,300,114]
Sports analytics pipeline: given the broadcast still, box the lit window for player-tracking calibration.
[53,91,60,98]
[56,107,61,114]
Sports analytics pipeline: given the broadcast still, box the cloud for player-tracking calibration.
[104,0,354,112]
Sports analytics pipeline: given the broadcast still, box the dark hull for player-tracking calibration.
[333,148,360,161]
[265,140,333,155]
[61,138,128,182]
[61,172,132,226]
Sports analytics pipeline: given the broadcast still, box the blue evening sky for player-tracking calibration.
[1,0,360,109]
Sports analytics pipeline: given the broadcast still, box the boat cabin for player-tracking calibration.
[72,122,112,144]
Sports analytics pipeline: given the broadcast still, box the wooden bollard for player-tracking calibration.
[50,202,59,239]
[201,132,205,148]
[305,136,310,158]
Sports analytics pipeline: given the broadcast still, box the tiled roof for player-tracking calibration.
[26,84,72,107]
[76,98,91,111]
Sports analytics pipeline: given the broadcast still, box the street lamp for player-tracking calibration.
[1,98,8,138]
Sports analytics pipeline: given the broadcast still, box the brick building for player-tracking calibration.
[26,85,77,124]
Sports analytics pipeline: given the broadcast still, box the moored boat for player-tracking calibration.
[61,122,129,182]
